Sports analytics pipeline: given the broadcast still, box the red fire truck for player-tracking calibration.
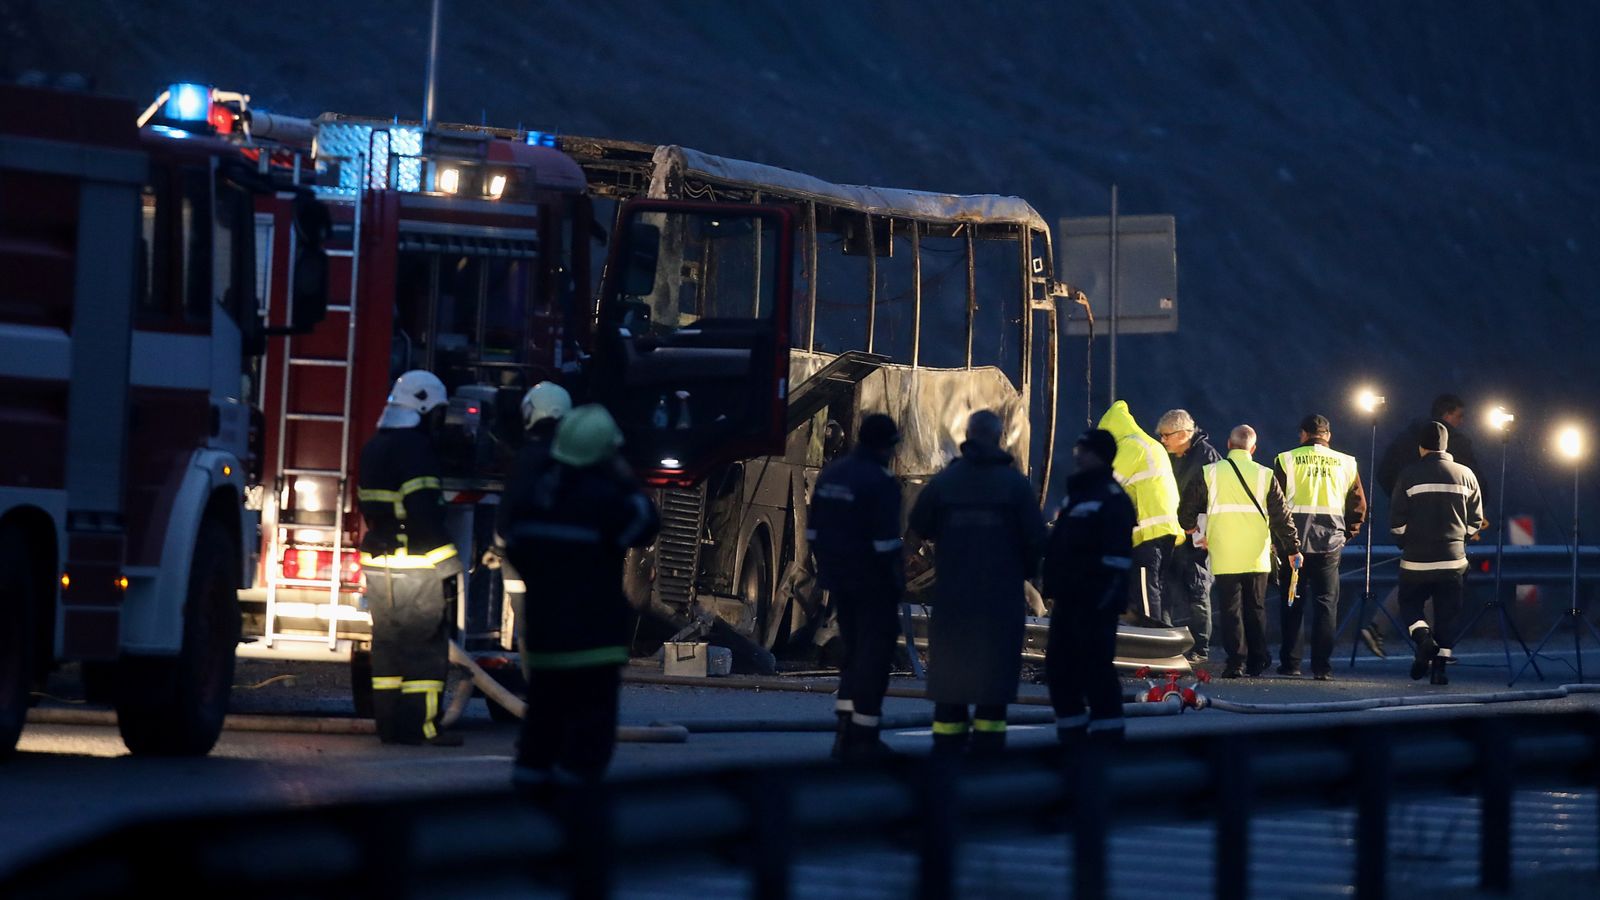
[0,81,329,756]
[185,89,794,711]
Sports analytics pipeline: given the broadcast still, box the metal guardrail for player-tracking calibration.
[3,712,1596,899]
[1340,544,1600,587]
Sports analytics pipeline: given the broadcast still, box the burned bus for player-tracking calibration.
[566,139,1084,664]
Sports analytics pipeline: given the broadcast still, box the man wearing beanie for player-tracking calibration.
[1043,429,1136,746]
[808,413,906,760]
[1390,421,1485,684]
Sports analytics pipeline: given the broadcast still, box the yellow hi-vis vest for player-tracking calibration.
[1115,434,1183,547]
[1275,443,1358,528]
[1203,449,1275,575]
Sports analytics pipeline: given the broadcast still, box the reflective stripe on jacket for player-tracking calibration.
[1275,442,1363,554]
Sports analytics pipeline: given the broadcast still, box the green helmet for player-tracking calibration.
[551,404,625,467]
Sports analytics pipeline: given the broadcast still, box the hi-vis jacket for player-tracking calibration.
[1390,450,1484,578]
[1097,401,1184,547]
[357,426,458,570]
[1273,441,1367,555]
[1178,449,1300,576]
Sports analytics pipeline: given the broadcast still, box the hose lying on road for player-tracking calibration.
[1198,682,1600,714]
[654,694,1187,733]
[24,707,689,743]
[446,643,528,722]
[623,670,1140,705]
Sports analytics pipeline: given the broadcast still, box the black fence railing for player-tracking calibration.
[3,712,1597,899]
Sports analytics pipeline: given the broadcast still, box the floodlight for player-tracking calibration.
[1487,406,1515,432]
[1557,425,1583,461]
[437,167,460,194]
[1354,388,1385,416]
[486,173,507,199]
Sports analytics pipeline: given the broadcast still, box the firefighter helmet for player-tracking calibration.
[520,381,572,430]
[551,404,625,467]
[377,370,448,428]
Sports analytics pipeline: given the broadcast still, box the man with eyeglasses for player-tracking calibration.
[1157,410,1221,664]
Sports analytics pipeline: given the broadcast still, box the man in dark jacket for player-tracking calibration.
[908,410,1047,755]
[1177,425,1302,678]
[808,413,905,760]
[504,404,660,787]
[1157,409,1222,664]
[1044,429,1136,746]
[812,413,902,755]
[357,370,463,746]
[1391,421,1484,685]
[1363,393,1482,657]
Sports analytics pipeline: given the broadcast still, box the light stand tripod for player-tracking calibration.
[1341,412,1411,666]
[1451,428,1542,681]
[1512,447,1600,685]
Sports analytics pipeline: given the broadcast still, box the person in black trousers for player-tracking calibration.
[808,413,906,761]
[504,405,659,788]
[1044,429,1136,746]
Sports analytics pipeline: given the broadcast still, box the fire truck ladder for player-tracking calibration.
[263,153,366,651]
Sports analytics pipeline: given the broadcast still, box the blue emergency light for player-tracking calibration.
[526,130,558,148]
[164,83,210,122]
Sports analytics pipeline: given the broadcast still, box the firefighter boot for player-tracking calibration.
[1409,624,1437,681]
[841,718,896,762]
[970,718,1007,758]
[1054,714,1089,758]
[1430,647,1452,685]
[830,712,850,761]
[930,724,970,757]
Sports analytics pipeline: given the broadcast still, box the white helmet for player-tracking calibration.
[520,381,573,430]
[377,370,448,428]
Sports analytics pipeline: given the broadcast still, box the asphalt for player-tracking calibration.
[3,647,1598,885]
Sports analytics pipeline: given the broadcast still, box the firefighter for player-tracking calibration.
[1097,401,1184,623]
[807,413,905,761]
[504,405,659,787]
[488,381,573,677]
[356,370,463,746]
[1177,425,1302,678]
[1043,429,1135,746]
[1362,393,1483,657]
[1273,414,1367,680]
[1391,421,1484,685]
[908,410,1047,756]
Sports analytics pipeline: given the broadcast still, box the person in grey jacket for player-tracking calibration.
[1391,421,1485,685]
[1157,409,1222,663]
[908,409,1048,756]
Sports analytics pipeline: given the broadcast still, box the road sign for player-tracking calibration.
[1059,214,1177,336]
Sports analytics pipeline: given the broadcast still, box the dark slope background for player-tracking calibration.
[5,0,1598,530]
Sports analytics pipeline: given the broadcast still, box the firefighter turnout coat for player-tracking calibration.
[1390,451,1484,577]
[1097,401,1184,548]
[908,441,1047,706]
[357,425,460,743]
[807,448,905,597]
[1273,441,1367,555]
[502,460,660,669]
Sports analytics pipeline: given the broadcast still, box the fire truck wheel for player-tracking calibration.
[115,522,241,757]
[0,528,34,757]
[349,644,374,718]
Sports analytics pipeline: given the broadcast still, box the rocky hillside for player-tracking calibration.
[4,0,1597,524]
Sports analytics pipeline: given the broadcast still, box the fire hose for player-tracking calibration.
[1197,681,1600,714]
